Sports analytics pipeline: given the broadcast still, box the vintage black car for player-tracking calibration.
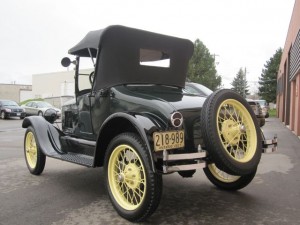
[22,25,277,222]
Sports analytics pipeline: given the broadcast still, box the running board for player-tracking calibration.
[49,152,94,167]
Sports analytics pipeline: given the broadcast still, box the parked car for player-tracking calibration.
[22,101,61,118]
[185,82,213,96]
[22,25,277,222]
[254,99,269,118]
[246,100,265,127]
[185,82,266,127]
[0,99,26,119]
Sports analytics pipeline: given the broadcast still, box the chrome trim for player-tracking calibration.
[170,112,183,127]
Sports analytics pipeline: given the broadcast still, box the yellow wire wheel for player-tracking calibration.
[108,144,146,210]
[207,163,240,183]
[25,131,38,169]
[24,126,46,175]
[105,133,162,222]
[203,163,257,190]
[201,89,261,176]
[217,99,257,163]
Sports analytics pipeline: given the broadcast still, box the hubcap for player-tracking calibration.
[217,99,257,163]
[108,145,146,210]
[25,132,37,169]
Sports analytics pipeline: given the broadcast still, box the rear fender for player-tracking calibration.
[22,116,64,156]
[94,112,166,171]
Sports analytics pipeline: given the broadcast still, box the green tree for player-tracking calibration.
[258,48,282,103]
[187,39,222,91]
[231,67,250,98]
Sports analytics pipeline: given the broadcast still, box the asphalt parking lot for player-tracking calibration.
[0,117,299,225]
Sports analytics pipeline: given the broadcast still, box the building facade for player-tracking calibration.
[277,0,300,136]
[32,69,92,108]
[0,83,32,103]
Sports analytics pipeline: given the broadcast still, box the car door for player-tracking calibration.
[25,102,33,116]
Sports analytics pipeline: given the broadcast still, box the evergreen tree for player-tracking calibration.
[231,68,250,98]
[187,39,222,91]
[258,48,282,103]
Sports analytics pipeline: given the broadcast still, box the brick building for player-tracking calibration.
[277,0,300,136]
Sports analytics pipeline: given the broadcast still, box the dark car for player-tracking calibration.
[22,25,277,222]
[0,99,26,119]
[185,82,266,127]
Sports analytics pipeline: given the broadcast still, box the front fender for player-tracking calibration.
[95,112,166,171]
[22,116,64,156]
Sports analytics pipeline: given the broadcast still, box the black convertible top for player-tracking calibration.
[69,25,194,90]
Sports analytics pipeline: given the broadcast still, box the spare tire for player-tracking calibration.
[201,89,262,175]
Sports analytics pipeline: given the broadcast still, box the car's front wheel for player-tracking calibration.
[203,163,256,191]
[1,111,6,119]
[104,133,162,222]
[24,126,46,175]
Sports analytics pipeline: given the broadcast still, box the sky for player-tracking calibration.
[0,0,295,93]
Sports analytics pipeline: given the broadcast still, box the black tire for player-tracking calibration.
[1,111,6,119]
[201,89,262,175]
[24,126,46,175]
[203,163,256,191]
[265,112,269,118]
[104,132,162,222]
[259,118,265,127]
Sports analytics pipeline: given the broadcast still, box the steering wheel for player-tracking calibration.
[89,71,95,85]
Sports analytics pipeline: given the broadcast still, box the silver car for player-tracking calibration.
[22,101,61,117]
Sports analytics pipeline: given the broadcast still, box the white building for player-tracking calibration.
[32,69,92,108]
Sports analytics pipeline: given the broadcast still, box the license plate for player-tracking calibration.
[17,113,21,116]
[153,130,184,151]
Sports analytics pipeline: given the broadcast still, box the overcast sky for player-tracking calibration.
[0,0,295,92]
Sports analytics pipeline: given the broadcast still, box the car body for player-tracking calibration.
[0,99,26,119]
[22,101,61,118]
[185,82,266,127]
[254,99,269,118]
[22,25,277,222]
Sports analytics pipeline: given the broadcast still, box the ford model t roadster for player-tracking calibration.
[23,25,277,222]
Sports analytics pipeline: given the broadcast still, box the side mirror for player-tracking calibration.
[61,57,71,67]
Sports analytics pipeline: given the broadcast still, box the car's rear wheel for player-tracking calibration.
[24,126,46,175]
[203,163,256,191]
[104,133,162,222]
[201,89,262,175]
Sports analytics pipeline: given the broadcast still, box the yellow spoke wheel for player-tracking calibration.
[108,144,146,210]
[203,163,257,191]
[217,99,257,163]
[207,164,240,183]
[24,126,46,175]
[105,133,162,222]
[201,89,261,176]
[25,131,38,169]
